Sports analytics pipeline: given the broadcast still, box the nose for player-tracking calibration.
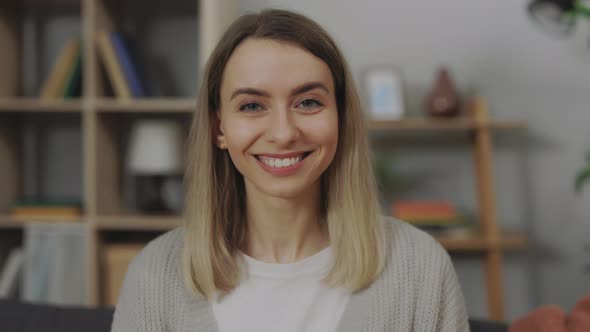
[266,107,300,146]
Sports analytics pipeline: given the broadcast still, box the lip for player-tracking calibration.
[256,151,311,159]
[254,151,312,176]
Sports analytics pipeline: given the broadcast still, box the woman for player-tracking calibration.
[111,9,469,332]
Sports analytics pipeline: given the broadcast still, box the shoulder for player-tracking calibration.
[379,215,453,278]
[369,217,468,330]
[125,227,185,289]
[112,228,186,331]
[381,215,449,260]
[133,227,184,269]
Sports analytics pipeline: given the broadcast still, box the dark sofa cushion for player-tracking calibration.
[0,299,114,332]
[469,318,508,332]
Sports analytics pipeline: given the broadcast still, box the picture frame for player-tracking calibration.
[362,66,406,120]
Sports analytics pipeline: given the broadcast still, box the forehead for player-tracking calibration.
[220,38,334,94]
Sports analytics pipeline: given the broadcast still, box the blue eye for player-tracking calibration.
[239,103,262,112]
[298,99,323,109]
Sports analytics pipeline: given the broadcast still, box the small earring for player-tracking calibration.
[217,139,227,149]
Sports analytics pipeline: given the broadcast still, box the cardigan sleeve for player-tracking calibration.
[110,249,167,332]
[434,247,470,332]
[110,252,142,332]
[110,244,170,332]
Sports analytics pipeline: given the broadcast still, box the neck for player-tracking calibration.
[242,181,329,264]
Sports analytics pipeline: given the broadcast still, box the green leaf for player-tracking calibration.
[574,165,590,194]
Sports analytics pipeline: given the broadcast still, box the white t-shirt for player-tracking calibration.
[212,247,351,332]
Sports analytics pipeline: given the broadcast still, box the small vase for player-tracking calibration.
[425,68,461,117]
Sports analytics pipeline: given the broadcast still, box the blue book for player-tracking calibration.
[110,32,146,97]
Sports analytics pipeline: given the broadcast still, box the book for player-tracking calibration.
[392,200,461,225]
[40,38,81,99]
[110,32,146,97]
[96,31,132,98]
[421,221,478,239]
[10,208,81,222]
[63,48,82,98]
[0,247,23,298]
[392,200,456,215]
[12,199,82,208]
[9,200,82,222]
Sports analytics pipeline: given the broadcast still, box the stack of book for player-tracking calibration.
[392,200,473,237]
[9,199,82,222]
[39,32,147,100]
[40,38,82,99]
[96,31,146,98]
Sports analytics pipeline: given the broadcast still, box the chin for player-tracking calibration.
[260,185,309,200]
[255,179,319,200]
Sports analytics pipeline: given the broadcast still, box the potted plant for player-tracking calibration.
[575,151,590,194]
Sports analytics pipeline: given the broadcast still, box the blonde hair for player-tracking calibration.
[182,9,386,300]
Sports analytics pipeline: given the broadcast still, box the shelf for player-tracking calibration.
[93,215,183,231]
[0,98,82,112]
[435,231,527,252]
[2,212,527,253]
[95,98,196,113]
[369,118,526,131]
[0,215,85,228]
[0,217,26,229]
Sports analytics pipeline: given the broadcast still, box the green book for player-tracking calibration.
[63,47,82,98]
[13,199,82,208]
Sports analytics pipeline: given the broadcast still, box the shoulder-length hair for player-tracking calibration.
[183,9,385,300]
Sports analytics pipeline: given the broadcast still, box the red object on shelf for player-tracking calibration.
[392,200,455,214]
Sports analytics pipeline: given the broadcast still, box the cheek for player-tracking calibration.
[305,111,339,148]
[222,118,260,148]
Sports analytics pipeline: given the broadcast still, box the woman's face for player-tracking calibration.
[216,38,339,200]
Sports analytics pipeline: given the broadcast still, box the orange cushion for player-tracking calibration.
[508,305,567,332]
[569,295,590,332]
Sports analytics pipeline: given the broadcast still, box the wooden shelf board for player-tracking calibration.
[436,231,527,252]
[0,215,85,228]
[95,98,196,113]
[2,212,528,254]
[0,98,82,112]
[370,118,526,131]
[94,215,183,231]
[0,217,25,229]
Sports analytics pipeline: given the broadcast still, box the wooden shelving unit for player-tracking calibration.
[435,231,527,252]
[0,0,236,308]
[95,98,195,113]
[93,215,183,231]
[0,217,28,229]
[0,215,527,252]
[370,118,525,131]
[0,0,523,321]
[0,98,83,112]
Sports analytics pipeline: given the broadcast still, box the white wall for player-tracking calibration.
[238,0,590,320]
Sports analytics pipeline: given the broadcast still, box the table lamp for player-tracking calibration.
[127,119,183,213]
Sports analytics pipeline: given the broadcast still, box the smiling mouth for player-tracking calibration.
[254,151,312,168]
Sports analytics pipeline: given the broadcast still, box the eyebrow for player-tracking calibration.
[229,81,330,101]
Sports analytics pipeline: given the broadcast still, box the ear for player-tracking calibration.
[212,111,227,149]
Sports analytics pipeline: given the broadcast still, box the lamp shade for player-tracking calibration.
[127,120,183,175]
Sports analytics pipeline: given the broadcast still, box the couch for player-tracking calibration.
[0,299,508,331]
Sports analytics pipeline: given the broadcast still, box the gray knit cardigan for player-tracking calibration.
[111,217,470,331]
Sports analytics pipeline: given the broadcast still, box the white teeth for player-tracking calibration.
[259,154,304,168]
